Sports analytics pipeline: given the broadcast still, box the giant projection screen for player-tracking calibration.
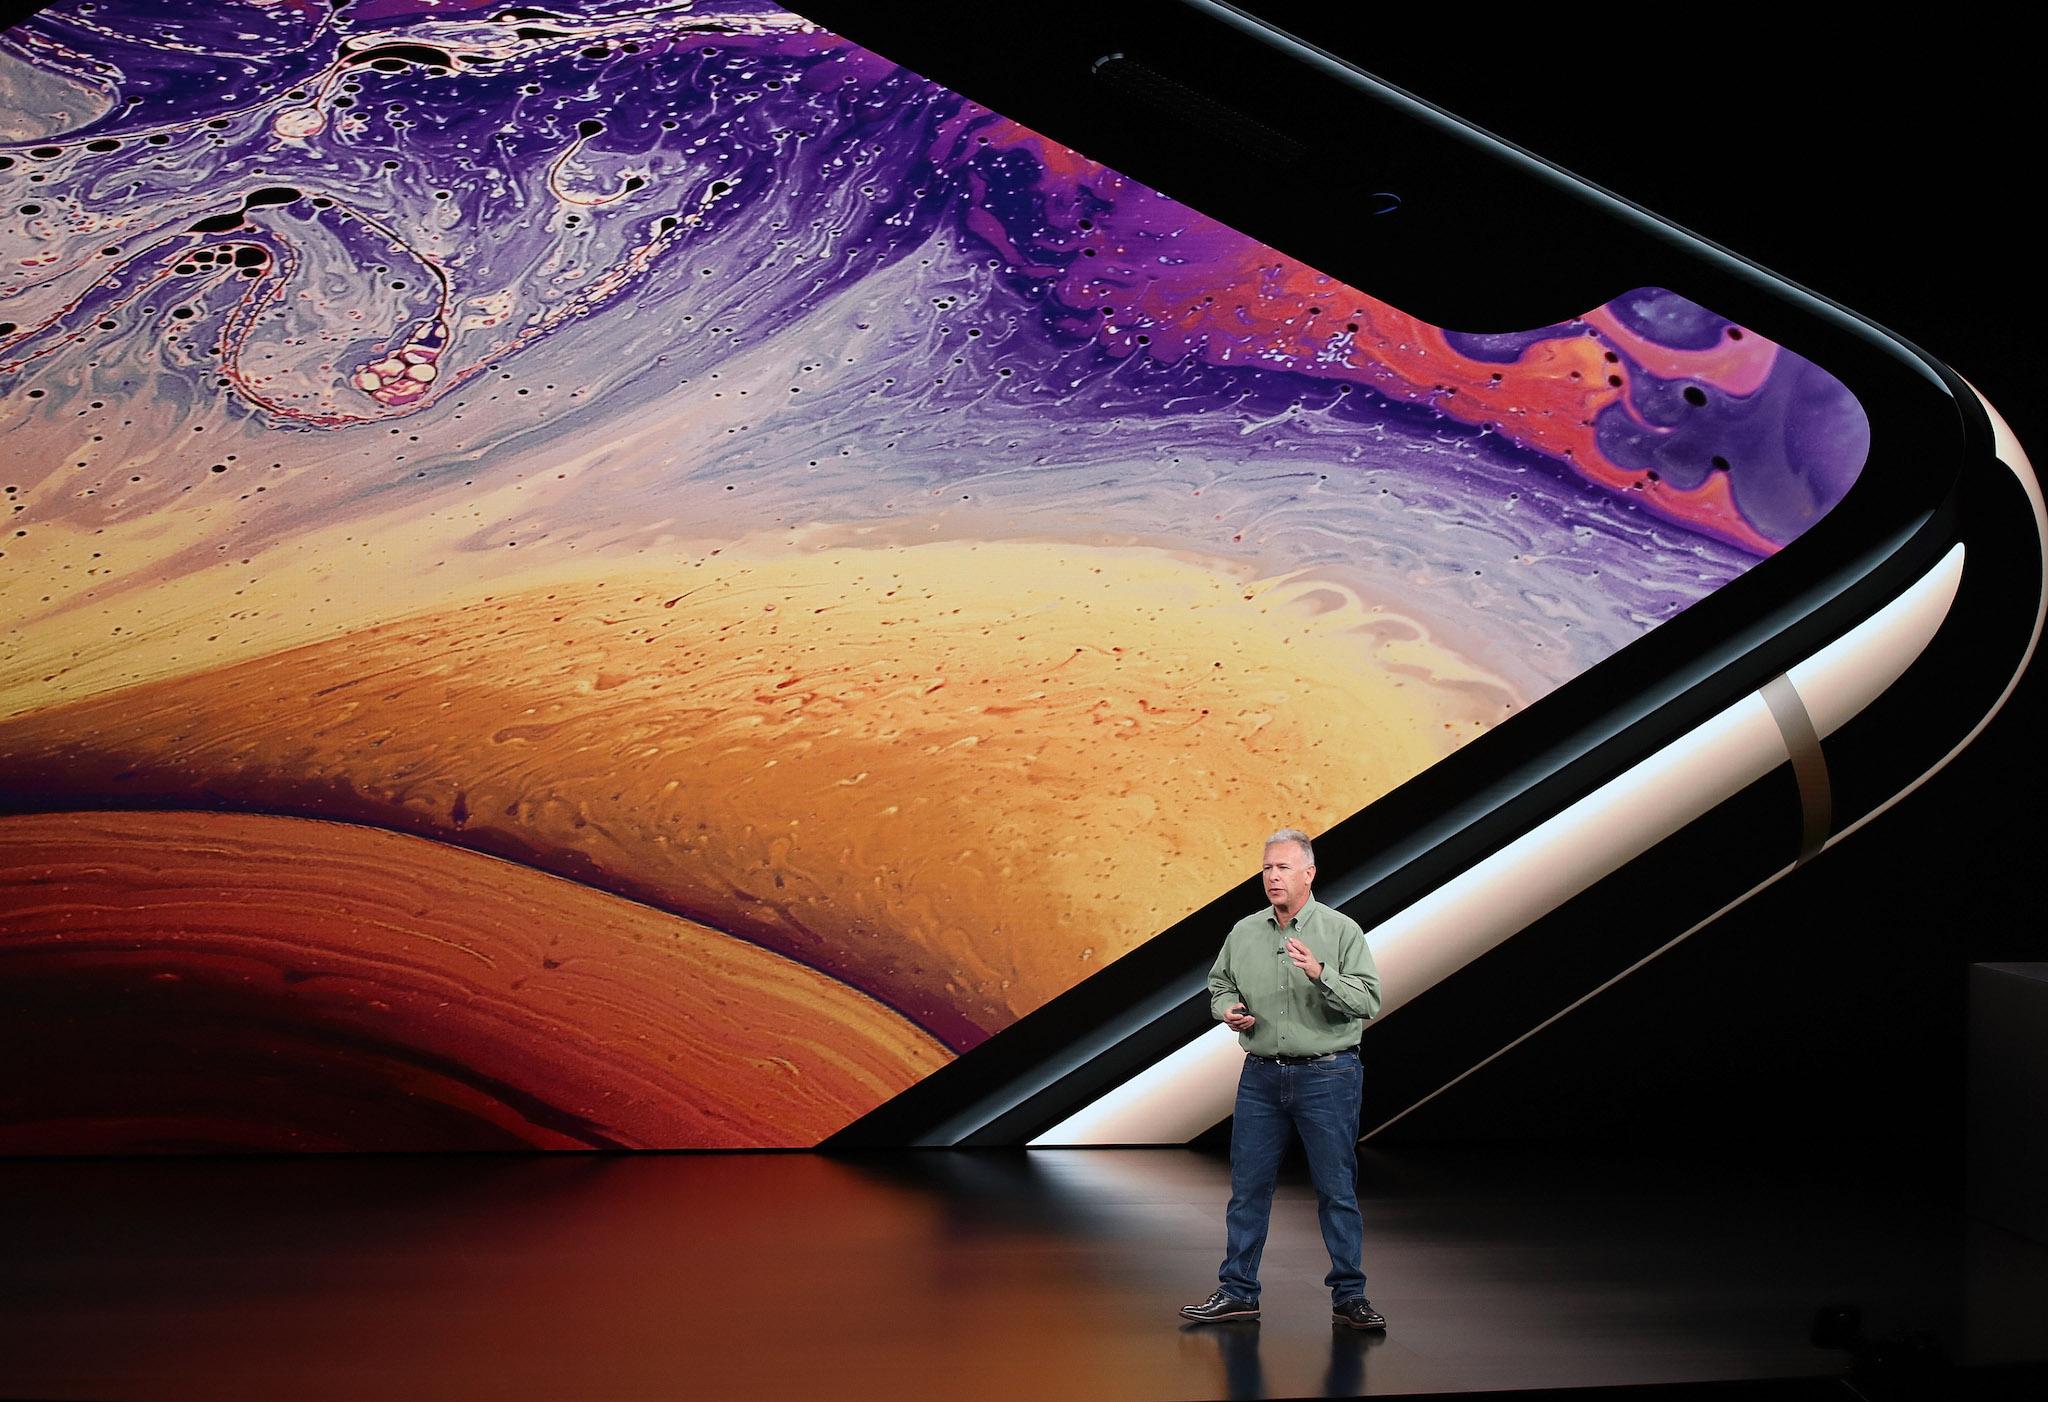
[0,1,1867,1151]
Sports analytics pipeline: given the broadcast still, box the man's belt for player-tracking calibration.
[1246,1047,1358,1065]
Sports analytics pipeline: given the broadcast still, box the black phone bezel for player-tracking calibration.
[782,1,1987,1145]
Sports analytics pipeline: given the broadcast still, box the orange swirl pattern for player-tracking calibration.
[1,542,1512,1057]
[0,810,948,1151]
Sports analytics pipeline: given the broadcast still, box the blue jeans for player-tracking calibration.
[1219,1050,1365,1304]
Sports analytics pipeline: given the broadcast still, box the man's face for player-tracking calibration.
[1262,840,1314,914]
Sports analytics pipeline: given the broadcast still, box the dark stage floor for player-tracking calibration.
[3,1142,2044,1401]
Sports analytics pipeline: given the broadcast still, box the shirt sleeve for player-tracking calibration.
[1313,919,1381,1020]
[1207,933,1242,1021]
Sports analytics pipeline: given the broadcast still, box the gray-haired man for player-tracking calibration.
[1180,828,1386,1330]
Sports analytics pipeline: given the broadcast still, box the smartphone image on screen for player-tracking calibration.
[0,0,2038,1154]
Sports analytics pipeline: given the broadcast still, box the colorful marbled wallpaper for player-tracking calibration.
[0,1,1868,1150]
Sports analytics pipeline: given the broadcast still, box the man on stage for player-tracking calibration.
[1180,828,1386,1330]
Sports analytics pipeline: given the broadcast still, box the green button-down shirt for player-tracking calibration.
[1207,897,1381,1056]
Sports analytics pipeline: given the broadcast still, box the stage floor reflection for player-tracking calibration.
[2,1143,2044,1400]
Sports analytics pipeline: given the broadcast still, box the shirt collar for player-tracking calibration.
[1266,895,1318,929]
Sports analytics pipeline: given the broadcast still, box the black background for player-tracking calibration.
[1232,6,2045,1179]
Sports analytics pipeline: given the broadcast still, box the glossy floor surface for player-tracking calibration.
[3,1143,2044,1401]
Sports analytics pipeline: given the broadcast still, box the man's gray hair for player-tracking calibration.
[1264,828,1315,865]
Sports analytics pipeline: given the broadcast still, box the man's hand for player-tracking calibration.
[1285,936,1323,981]
[1224,1002,1257,1032]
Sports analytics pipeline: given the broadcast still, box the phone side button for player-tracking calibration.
[1759,673,1831,864]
